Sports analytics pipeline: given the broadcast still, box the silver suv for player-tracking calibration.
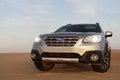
[31,23,112,72]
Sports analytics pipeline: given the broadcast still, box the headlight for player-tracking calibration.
[83,35,101,43]
[35,36,41,42]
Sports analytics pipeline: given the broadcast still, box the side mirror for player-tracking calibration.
[105,31,112,38]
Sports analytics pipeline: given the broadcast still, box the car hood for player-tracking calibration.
[40,32,102,38]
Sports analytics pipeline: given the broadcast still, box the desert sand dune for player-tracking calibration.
[0,50,120,80]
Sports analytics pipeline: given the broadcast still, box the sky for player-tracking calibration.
[0,0,120,53]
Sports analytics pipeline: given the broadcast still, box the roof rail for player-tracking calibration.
[66,23,72,26]
[96,23,99,25]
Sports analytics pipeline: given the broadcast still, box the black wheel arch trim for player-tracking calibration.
[31,49,41,61]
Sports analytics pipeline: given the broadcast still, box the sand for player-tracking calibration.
[0,50,120,80]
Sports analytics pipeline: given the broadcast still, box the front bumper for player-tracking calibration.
[31,49,102,64]
[33,41,104,56]
[31,40,104,64]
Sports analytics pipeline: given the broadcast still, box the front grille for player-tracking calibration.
[44,35,79,46]
[41,53,81,58]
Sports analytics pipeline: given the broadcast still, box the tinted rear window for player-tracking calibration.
[55,25,101,33]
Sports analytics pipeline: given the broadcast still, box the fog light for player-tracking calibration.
[90,54,99,61]
[31,53,36,60]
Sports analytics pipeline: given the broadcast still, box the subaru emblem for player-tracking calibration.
[57,38,64,42]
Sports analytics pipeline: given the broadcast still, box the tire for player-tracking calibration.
[34,61,55,71]
[92,50,111,73]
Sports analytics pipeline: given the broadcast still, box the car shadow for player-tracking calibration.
[48,63,93,73]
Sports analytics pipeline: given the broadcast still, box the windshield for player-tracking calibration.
[55,25,101,33]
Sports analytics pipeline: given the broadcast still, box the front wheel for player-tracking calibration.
[92,50,111,73]
[34,61,55,71]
